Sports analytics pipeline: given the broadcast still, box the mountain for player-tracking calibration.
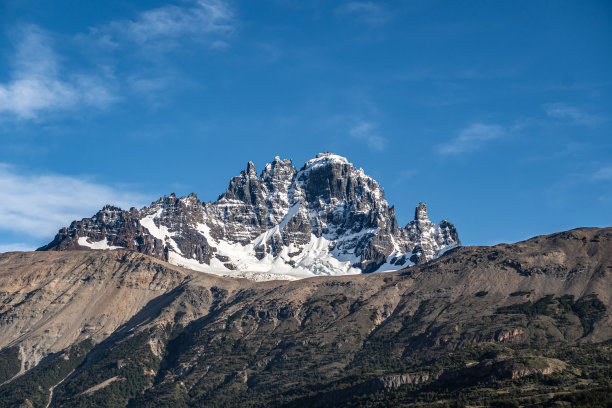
[1,227,611,407]
[39,153,459,280]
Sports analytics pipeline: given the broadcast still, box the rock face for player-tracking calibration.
[39,153,460,280]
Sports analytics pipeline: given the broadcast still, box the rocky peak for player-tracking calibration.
[93,205,126,225]
[101,204,122,211]
[295,153,382,206]
[415,202,429,222]
[261,157,295,192]
[41,153,460,280]
[302,152,350,169]
[246,161,258,178]
[219,162,265,207]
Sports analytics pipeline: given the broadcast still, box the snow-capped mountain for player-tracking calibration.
[39,153,460,280]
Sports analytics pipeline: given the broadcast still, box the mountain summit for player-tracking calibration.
[39,153,459,280]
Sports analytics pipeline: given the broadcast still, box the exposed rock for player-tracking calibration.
[488,356,567,380]
[39,153,460,280]
[376,373,433,390]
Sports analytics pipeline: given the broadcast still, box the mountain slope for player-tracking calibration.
[1,227,611,407]
[39,153,459,280]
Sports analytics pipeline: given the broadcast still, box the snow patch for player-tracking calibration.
[278,201,301,230]
[191,221,362,281]
[139,209,173,241]
[373,251,415,273]
[77,237,123,250]
[436,242,458,257]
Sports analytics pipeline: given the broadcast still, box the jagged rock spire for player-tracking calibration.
[415,202,428,221]
[246,161,257,177]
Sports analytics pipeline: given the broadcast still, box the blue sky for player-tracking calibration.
[1,0,611,251]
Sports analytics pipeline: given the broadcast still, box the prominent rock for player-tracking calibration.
[39,153,460,280]
[405,202,459,264]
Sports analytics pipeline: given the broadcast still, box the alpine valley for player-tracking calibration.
[0,154,610,408]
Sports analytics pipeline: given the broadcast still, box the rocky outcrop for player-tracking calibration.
[473,356,567,381]
[38,205,163,259]
[376,373,434,390]
[39,153,460,280]
[405,202,459,264]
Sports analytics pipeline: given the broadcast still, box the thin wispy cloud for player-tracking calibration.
[0,1,236,120]
[0,25,115,119]
[336,2,391,26]
[89,0,235,52]
[0,164,148,239]
[437,123,505,155]
[393,169,419,187]
[349,121,387,151]
[543,103,605,126]
[592,166,612,181]
[544,164,612,208]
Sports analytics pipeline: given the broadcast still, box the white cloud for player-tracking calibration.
[336,2,391,26]
[91,0,235,51]
[0,25,115,119]
[0,1,235,119]
[438,123,505,155]
[349,121,387,151]
[544,103,604,126]
[0,164,149,239]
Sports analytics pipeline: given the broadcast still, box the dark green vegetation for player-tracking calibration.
[6,291,607,408]
[0,227,610,407]
[0,346,20,384]
[497,294,606,336]
[0,341,92,407]
[328,342,612,408]
[50,330,162,408]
